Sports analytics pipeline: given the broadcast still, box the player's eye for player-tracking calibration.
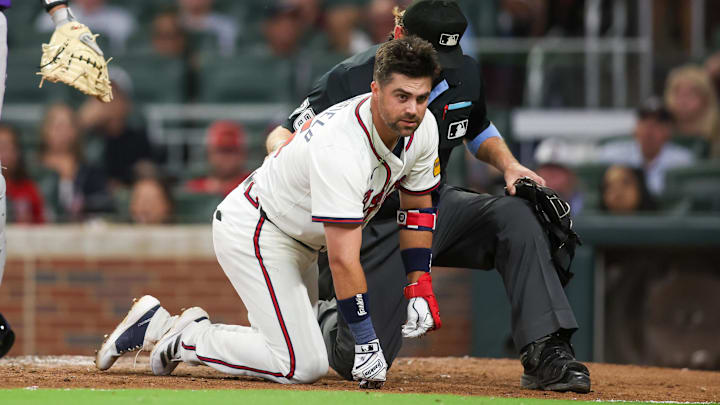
[398,94,408,101]
[417,95,428,104]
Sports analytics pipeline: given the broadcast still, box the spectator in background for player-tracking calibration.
[323,0,371,55]
[179,0,238,56]
[597,97,695,195]
[285,0,322,34]
[39,103,113,222]
[79,82,156,189]
[664,65,720,157]
[129,176,173,224]
[497,0,548,37]
[152,11,188,58]
[365,0,400,44]
[185,120,250,197]
[600,165,657,214]
[535,162,583,215]
[262,2,304,58]
[0,126,45,224]
[703,50,720,99]
[35,0,136,53]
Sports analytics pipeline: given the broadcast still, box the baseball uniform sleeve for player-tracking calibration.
[309,144,366,224]
[399,116,442,196]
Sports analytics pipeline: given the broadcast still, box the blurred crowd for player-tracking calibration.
[1,0,719,225]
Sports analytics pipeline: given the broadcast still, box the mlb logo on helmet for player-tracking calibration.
[402,0,468,69]
[439,33,459,47]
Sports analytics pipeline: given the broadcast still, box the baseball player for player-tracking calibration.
[96,36,443,388]
[266,0,591,394]
[0,0,111,359]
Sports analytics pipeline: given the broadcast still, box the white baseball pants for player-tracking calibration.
[178,183,329,384]
[0,10,7,286]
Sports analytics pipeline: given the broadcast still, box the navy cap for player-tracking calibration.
[402,0,467,68]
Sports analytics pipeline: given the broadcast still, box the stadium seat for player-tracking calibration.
[196,49,293,103]
[111,51,188,103]
[4,49,74,103]
[663,163,720,213]
[572,163,610,212]
[173,192,224,224]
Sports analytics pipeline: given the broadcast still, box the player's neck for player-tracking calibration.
[370,97,401,150]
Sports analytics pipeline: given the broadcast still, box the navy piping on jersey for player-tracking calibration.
[189,216,296,379]
[311,216,364,224]
[398,180,441,196]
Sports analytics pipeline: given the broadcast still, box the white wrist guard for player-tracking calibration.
[50,6,75,27]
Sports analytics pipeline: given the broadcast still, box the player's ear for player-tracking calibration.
[371,80,379,95]
[394,25,404,39]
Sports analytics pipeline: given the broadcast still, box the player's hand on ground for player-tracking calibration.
[504,162,546,195]
[402,296,436,338]
[352,339,387,389]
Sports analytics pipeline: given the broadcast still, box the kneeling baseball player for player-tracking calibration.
[95,36,443,388]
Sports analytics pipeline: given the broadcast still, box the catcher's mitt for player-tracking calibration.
[37,21,113,102]
[509,177,582,287]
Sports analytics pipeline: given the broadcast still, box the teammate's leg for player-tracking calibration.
[177,196,328,384]
[318,219,407,380]
[431,185,578,349]
[0,9,14,361]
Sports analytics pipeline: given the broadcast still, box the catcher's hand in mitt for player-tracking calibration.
[38,21,113,102]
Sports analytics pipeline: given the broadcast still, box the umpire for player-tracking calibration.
[266,0,590,393]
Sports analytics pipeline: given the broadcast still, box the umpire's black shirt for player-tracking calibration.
[282,44,491,219]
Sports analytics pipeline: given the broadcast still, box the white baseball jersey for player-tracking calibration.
[252,93,441,250]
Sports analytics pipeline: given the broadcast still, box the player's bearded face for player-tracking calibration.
[377,74,432,137]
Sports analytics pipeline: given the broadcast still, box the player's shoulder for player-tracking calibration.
[309,94,370,146]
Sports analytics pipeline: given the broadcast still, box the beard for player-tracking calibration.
[380,111,420,138]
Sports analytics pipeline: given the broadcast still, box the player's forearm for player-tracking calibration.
[324,223,367,299]
[266,125,292,154]
[329,256,368,300]
[472,136,519,174]
[398,192,434,283]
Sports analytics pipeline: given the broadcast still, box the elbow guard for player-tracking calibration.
[397,207,438,232]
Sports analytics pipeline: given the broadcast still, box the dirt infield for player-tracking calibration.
[0,356,718,402]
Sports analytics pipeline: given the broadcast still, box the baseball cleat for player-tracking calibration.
[95,295,173,370]
[150,306,209,376]
[0,312,15,359]
[520,332,591,393]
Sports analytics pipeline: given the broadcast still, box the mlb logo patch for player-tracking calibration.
[447,119,468,139]
[439,33,460,46]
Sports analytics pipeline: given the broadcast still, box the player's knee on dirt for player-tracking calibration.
[290,351,329,384]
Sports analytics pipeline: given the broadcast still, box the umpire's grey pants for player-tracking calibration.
[318,185,579,380]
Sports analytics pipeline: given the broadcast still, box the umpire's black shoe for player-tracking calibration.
[520,332,590,393]
[0,312,15,359]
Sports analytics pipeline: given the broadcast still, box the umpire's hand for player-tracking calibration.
[504,162,546,195]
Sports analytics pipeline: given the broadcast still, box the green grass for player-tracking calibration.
[0,389,710,405]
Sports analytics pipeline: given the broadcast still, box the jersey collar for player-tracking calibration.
[355,96,404,167]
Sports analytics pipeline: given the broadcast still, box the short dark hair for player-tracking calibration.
[373,36,440,86]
